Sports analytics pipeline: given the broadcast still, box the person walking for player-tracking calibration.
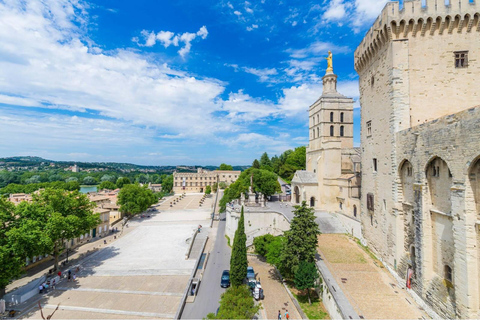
[52,279,56,290]
[38,284,43,294]
[278,310,281,320]
[285,310,289,320]
[67,269,72,282]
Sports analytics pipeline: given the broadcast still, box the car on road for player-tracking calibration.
[247,266,255,279]
[220,270,230,288]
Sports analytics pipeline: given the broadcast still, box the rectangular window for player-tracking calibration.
[454,51,468,68]
[373,158,378,172]
[366,121,372,137]
[367,193,374,211]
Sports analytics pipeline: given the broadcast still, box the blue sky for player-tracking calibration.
[0,0,392,165]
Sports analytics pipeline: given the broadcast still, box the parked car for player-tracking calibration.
[247,266,255,279]
[220,270,230,288]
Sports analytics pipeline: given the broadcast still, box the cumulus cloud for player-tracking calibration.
[351,0,389,27]
[135,26,208,57]
[243,67,278,82]
[287,41,350,59]
[323,0,347,21]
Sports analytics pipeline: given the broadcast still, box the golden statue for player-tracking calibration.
[325,51,333,74]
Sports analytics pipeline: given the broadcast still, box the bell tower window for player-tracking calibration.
[330,125,334,136]
[330,112,334,122]
[340,125,344,137]
[340,112,344,123]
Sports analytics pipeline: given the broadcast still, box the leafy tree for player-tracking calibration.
[218,163,234,171]
[205,185,212,195]
[252,159,260,169]
[294,260,319,304]
[136,174,148,184]
[252,169,281,196]
[100,174,116,183]
[260,152,272,168]
[16,188,99,271]
[212,182,218,193]
[99,181,116,190]
[253,234,275,256]
[48,174,62,182]
[0,181,79,195]
[25,175,41,184]
[218,181,227,189]
[0,198,48,298]
[230,206,247,287]
[266,236,285,268]
[116,177,132,189]
[278,146,306,182]
[206,285,260,319]
[117,184,157,222]
[281,201,320,277]
[82,176,96,185]
[161,175,173,193]
[65,177,78,183]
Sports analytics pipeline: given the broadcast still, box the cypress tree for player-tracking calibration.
[230,206,248,286]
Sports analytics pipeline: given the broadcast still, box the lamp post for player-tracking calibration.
[65,247,70,264]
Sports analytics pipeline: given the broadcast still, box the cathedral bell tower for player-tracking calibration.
[309,51,354,151]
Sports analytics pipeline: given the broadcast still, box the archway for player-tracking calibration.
[294,186,300,204]
[353,205,357,217]
[310,197,315,208]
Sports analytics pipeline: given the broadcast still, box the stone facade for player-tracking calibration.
[355,1,480,318]
[173,168,240,193]
[291,70,361,220]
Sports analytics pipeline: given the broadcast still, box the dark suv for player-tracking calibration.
[220,270,230,288]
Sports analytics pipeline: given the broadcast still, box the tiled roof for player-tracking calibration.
[291,171,318,184]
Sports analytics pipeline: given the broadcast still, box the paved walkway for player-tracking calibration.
[317,234,428,319]
[247,256,301,320]
[14,194,211,320]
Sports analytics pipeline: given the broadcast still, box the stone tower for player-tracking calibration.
[355,0,480,318]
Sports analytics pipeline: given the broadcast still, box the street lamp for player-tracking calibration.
[65,247,70,264]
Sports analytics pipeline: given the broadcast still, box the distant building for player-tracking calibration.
[72,164,79,172]
[173,168,240,193]
[148,183,162,193]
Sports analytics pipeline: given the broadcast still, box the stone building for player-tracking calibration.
[173,168,240,193]
[291,65,361,219]
[354,0,480,317]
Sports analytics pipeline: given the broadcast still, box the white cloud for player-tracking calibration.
[351,0,389,27]
[287,41,350,59]
[243,67,278,82]
[234,10,242,16]
[135,26,208,57]
[323,0,347,21]
[246,24,258,31]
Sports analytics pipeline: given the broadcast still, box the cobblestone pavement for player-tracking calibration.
[15,194,211,319]
[247,255,301,320]
[317,234,428,319]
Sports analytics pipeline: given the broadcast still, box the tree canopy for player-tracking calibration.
[281,201,320,277]
[16,188,99,271]
[117,184,157,220]
[294,260,319,305]
[218,163,234,171]
[116,177,132,189]
[207,285,260,319]
[98,181,116,190]
[251,146,306,183]
[230,206,247,287]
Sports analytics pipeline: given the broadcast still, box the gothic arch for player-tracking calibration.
[294,186,300,204]
[425,156,453,214]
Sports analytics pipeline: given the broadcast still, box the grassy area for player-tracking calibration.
[291,288,329,319]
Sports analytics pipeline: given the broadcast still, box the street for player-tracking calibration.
[181,213,231,319]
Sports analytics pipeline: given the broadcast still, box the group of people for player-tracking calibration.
[278,309,289,320]
[38,279,55,294]
[39,267,80,293]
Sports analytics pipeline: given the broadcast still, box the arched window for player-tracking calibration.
[312,129,315,139]
[444,265,453,282]
[313,117,315,126]
[330,112,334,122]
[353,205,357,217]
[340,126,344,137]
[330,125,334,136]
[317,127,320,138]
[340,112,344,122]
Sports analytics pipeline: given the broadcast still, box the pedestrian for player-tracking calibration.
[52,279,56,290]
[68,270,71,282]
[73,274,77,281]
[278,310,281,320]
[43,282,49,293]
[76,266,80,273]
[57,270,62,278]
[285,310,289,320]
[39,284,43,294]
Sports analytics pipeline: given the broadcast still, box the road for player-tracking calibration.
[181,213,231,319]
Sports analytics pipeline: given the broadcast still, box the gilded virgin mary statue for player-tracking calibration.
[325,51,333,74]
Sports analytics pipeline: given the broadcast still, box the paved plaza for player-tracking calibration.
[317,234,427,319]
[18,194,212,319]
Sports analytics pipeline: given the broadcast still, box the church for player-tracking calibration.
[291,53,361,219]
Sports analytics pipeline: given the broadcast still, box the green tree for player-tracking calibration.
[101,174,116,183]
[48,174,62,182]
[0,198,48,297]
[294,260,319,305]
[212,182,218,193]
[65,177,78,183]
[278,146,306,182]
[252,169,281,196]
[266,236,285,268]
[230,206,247,287]
[161,175,173,193]
[206,285,260,319]
[218,163,234,171]
[17,188,99,271]
[25,175,41,184]
[116,177,132,189]
[136,174,148,184]
[99,181,116,190]
[117,184,157,222]
[218,181,227,189]
[205,185,212,195]
[252,159,260,169]
[260,152,271,167]
[281,201,320,277]
[82,176,96,185]
[253,234,275,256]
